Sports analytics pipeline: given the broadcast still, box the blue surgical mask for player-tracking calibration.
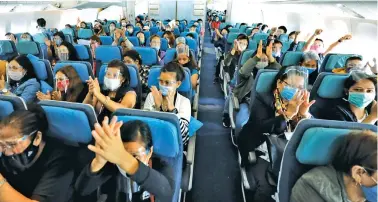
[152,46,160,52]
[159,84,174,96]
[289,39,294,43]
[280,85,298,101]
[348,92,375,109]
[304,67,316,74]
[55,39,62,46]
[362,186,377,202]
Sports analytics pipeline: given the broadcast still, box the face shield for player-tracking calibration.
[279,66,309,101]
[104,68,122,91]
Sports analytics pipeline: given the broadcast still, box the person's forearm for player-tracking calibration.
[303,33,317,52]
[323,40,341,56]
[94,91,127,112]
[83,93,93,105]
[362,115,377,124]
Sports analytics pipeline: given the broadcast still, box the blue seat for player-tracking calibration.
[61,28,75,38]
[0,95,27,120]
[78,29,94,40]
[64,34,74,44]
[225,32,240,53]
[26,54,54,93]
[185,37,198,58]
[133,27,141,34]
[54,61,94,83]
[127,36,140,47]
[247,40,257,51]
[278,34,289,42]
[148,67,193,100]
[309,73,349,119]
[296,41,305,51]
[280,51,303,67]
[0,40,18,60]
[319,53,362,73]
[16,41,44,59]
[278,119,377,202]
[252,33,268,45]
[160,38,169,51]
[163,48,176,64]
[39,100,97,146]
[113,109,183,202]
[73,44,93,64]
[143,31,151,42]
[85,22,93,29]
[239,25,248,33]
[157,31,164,37]
[245,28,254,36]
[180,32,199,43]
[173,27,180,37]
[95,46,122,77]
[150,27,159,35]
[281,41,291,53]
[134,47,158,66]
[99,36,113,45]
[98,63,142,108]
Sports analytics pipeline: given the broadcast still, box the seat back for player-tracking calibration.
[95,46,122,77]
[296,41,305,51]
[278,34,289,42]
[54,61,94,84]
[39,100,97,146]
[319,53,362,73]
[148,67,192,100]
[173,27,180,37]
[185,37,197,56]
[163,48,176,64]
[281,41,291,53]
[113,109,183,202]
[74,44,93,63]
[309,73,349,118]
[61,28,75,37]
[64,34,74,44]
[32,33,48,44]
[229,28,239,33]
[280,51,303,67]
[16,41,43,59]
[150,27,159,35]
[99,36,113,45]
[0,40,18,60]
[78,29,94,40]
[134,47,158,66]
[252,33,268,44]
[128,36,140,47]
[26,54,54,92]
[247,40,257,51]
[180,32,199,42]
[157,31,164,37]
[0,95,27,120]
[246,28,253,36]
[160,38,169,51]
[225,32,240,53]
[143,31,151,42]
[239,25,247,33]
[278,119,377,202]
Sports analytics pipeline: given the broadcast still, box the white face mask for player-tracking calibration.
[239,45,247,52]
[109,26,115,31]
[122,22,127,27]
[256,61,269,69]
[8,70,25,81]
[104,77,121,91]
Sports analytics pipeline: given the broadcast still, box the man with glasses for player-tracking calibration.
[143,62,191,146]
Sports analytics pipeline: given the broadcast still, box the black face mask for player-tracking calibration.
[94,28,100,34]
[1,136,39,174]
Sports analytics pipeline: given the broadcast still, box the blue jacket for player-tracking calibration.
[10,78,41,103]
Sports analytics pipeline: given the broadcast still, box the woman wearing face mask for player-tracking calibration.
[94,24,107,37]
[108,22,117,37]
[126,24,135,36]
[75,117,174,202]
[291,130,378,202]
[120,18,128,29]
[0,55,40,103]
[303,28,352,64]
[222,40,281,128]
[174,44,199,89]
[298,51,320,86]
[45,31,66,63]
[237,66,314,168]
[318,72,377,124]
[19,33,33,42]
[136,31,146,47]
[0,104,75,202]
[112,29,134,53]
[5,33,17,44]
[143,62,191,146]
[163,31,175,48]
[223,34,249,81]
[83,59,136,122]
[56,41,78,62]
[136,22,144,31]
[36,65,88,103]
[150,35,166,65]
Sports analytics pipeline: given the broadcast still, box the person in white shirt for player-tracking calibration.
[143,62,191,146]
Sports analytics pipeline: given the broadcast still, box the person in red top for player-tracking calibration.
[211,16,221,30]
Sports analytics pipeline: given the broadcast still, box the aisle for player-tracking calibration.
[186,29,243,202]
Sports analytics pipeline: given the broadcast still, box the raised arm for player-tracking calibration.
[323,34,352,56]
[303,29,322,52]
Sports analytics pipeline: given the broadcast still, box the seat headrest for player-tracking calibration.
[296,127,352,165]
[281,51,303,67]
[255,70,278,93]
[33,33,47,44]
[98,64,139,88]
[229,28,239,33]
[99,36,113,45]
[324,54,362,72]
[317,74,348,99]
[74,45,90,60]
[160,38,168,51]
[54,62,90,83]
[0,100,14,120]
[240,50,255,67]
[117,116,179,157]
[163,48,176,64]
[127,37,140,47]
[27,55,48,80]
[134,47,158,66]
[40,101,96,146]
[148,67,191,93]
[248,40,257,51]
[279,34,289,42]
[185,37,197,51]
[16,41,40,55]
[95,46,122,63]
[227,32,240,44]
[78,29,94,39]
[0,40,15,54]
[61,28,74,36]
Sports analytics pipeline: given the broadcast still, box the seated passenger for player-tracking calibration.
[272,40,283,62]
[19,33,33,42]
[5,32,17,44]
[222,40,281,128]
[120,18,128,30]
[224,34,248,80]
[261,24,269,33]
[56,41,78,62]
[211,16,221,30]
[150,35,166,66]
[83,59,136,122]
[318,72,377,124]
[248,27,259,39]
[36,65,88,103]
[75,118,174,202]
[0,55,40,103]
[78,21,87,29]
[333,56,365,74]
[123,49,149,95]
[214,28,229,52]
[299,51,320,85]
[135,22,144,31]
[0,104,75,202]
[287,31,300,51]
[143,62,191,146]
[163,31,175,48]
[189,25,197,33]
[112,29,134,53]
[237,66,314,167]
[93,23,107,37]
[291,130,377,202]
[303,29,352,64]
[275,25,287,38]
[45,31,66,62]
[136,31,146,46]
[108,22,117,37]
[126,24,135,36]
[175,44,199,89]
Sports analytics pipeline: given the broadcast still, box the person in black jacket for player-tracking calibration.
[318,71,377,124]
[223,33,249,81]
[238,66,315,167]
[75,117,174,202]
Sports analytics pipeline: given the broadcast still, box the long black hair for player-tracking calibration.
[120,120,153,149]
[8,55,38,86]
[59,41,78,61]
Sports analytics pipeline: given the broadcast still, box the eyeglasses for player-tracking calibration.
[7,64,22,71]
[363,167,378,184]
[0,131,37,153]
[159,78,176,86]
[282,80,305,90]
[105,70,122,79]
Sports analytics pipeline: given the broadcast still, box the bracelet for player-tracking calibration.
[0,178,7,188]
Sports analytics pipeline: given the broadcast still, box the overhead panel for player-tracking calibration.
[148,1,159,15]
[193,0,205,16]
